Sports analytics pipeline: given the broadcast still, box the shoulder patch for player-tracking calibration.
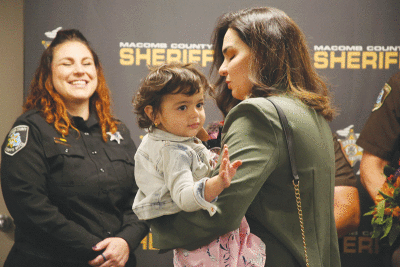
[4,125,29,156]
[372,83,392,112]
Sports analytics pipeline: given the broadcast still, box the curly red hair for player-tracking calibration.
[23,29,118,141]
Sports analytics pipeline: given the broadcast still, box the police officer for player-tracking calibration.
[1,29,148,267]
[357,71,400,266]
[357,72,400,201]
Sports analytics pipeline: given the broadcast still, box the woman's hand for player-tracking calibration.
[88,237,130,267]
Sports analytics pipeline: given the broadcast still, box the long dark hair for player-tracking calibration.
[211,7,336,120]
[24,29,118,141]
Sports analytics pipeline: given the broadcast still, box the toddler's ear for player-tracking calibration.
[144,105,155,122]
[196,127,209,142]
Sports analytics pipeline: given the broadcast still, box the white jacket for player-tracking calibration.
[132,129,217,220]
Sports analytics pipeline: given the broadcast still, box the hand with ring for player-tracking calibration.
[88,237,130,267]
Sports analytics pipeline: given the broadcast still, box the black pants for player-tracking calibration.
[5,246,137,267]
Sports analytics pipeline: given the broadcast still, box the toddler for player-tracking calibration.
[132,62,266,266]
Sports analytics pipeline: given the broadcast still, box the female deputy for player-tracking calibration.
[1,29,148,267]
[149,7,341,266]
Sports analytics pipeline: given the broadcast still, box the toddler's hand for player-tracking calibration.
[204,144,242,202]
[219,144,242,188]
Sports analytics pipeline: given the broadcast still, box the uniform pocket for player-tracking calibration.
[104,147,135,187]
[44,144,86,186]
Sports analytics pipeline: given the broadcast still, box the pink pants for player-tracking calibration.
[173,217,266,266]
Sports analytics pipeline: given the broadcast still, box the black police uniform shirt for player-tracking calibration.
[357,71,400,162]
[1,110,148,263]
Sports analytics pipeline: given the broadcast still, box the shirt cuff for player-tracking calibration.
[193,178,218,216]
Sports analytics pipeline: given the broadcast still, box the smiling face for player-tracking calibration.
[51,41,98,110]
[151,88,206,137]
[219,28,253,100]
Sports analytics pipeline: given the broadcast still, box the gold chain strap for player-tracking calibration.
[293,180,310,267]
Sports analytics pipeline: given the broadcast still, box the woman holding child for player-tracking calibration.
[149,6,341,267]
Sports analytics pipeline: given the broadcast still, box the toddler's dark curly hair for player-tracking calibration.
[133,62,214,130]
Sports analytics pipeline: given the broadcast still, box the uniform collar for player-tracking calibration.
[71,113,99,131]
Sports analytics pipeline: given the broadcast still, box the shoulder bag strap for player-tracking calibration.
[266,98,310,267]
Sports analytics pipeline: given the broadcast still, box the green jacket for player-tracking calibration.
[150,96,341,267]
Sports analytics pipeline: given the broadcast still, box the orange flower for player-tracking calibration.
[381,182,394,197]
[385,207,393,216]
[393,207,400,218]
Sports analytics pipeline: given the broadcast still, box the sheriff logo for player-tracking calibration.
[5,125,29,156]
[337,125,363,168]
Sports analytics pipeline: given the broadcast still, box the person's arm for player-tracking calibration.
[150,100,279,250]
[356,74,400,200]
[111,124,149,249]
[161,141,241,215]
[89,124,149,266]
[359,150,388,201]
[1,119,102,260]
[334,186,360,238]
[100,178,149,266]
[204,144,242,202]
[333,133,360,237]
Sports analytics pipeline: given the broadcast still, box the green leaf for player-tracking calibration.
[380,191,395,202]
[389,223,400,246]
[372,214,384,225]
[371,224,383,239]
[382,216,393,238]
[364,209,376,216]
[377,200,386,215]
[374,200,386,224]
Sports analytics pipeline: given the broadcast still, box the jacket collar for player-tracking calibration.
[148,128,200,143]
